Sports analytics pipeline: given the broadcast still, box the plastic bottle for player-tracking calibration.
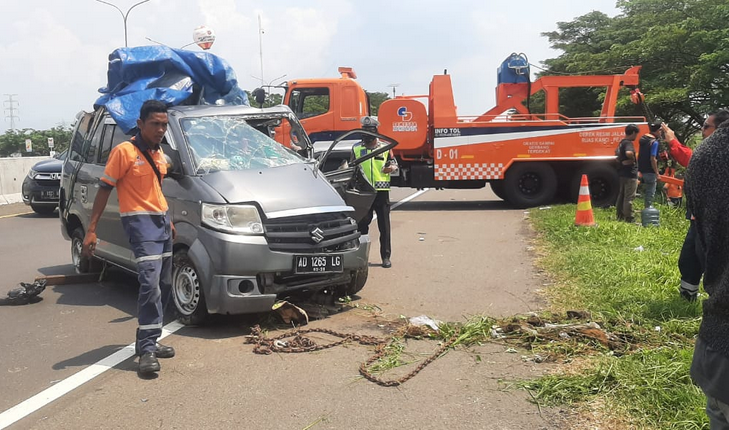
[641,205,660,227]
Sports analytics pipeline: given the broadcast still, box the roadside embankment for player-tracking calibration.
[0,157,48,205]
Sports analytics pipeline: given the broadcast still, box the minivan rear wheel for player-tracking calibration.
[71,227,93,274]
[172,249,209,325]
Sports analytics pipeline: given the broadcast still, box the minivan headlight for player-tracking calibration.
[201,203,264,235]
[28,169,37,179]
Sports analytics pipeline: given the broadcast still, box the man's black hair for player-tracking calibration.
[139,100,168,121]
[711,109,729,128]
[625,124,640,135]
[648,122,662,133]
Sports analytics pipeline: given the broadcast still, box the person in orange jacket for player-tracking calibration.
[662,110,729,301]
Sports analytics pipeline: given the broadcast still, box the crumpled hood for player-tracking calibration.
[199,164,347,216]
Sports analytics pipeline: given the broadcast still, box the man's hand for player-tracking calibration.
[83,230,97,257]
[171,222,177,241]
[382,165,397,174]
[661,123,676,142]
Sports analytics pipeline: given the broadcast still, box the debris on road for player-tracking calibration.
[408,315,440,331]
[493,311,631,354]
[34,273,102,286]
[1,279,47,305]
[272,300,309,325]
[246,322,458,387]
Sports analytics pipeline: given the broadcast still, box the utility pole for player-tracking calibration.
[258,14,265,87]
[4,94,19,131]
[387,84,400,98]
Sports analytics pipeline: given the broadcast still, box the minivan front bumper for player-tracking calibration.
[187,227,370,315]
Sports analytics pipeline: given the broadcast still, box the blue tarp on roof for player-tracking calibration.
[95,46,249,133]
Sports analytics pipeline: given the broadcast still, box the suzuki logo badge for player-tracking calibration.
[311,227,325,244]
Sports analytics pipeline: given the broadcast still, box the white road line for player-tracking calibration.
[0,188,430,429]
[372,188,429,222]
[392,188,429,210]
[0,321,185,430]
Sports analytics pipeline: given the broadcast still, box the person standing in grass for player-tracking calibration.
[663,110,729,302]
[637,122,662,208]
[684,121,729,428]
[614,124,640,222]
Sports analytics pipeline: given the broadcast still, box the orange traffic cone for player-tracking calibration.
[575,174,596,227]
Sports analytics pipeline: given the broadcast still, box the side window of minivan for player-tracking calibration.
[85,126,102,163]
[98,125,129,165]
[69,113,93,162]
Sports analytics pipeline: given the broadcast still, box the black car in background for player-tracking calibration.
[21,150,66,214]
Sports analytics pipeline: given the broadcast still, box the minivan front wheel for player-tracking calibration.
[172,249,208,325]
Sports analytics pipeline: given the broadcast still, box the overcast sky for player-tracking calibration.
[0,0,619,133]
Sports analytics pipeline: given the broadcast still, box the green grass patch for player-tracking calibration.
[528,202,708,429]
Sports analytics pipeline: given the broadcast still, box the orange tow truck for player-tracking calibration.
[274,54,650,208]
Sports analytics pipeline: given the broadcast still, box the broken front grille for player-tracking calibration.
[264,212,360,253]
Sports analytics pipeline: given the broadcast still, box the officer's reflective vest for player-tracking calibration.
[354,142,391,191]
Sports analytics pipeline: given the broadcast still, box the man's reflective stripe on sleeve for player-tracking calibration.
[101,174,117,186]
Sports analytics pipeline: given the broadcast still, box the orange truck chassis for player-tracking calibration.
[279,54,650,208]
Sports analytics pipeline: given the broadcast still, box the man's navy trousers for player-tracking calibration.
[123,214,173,355]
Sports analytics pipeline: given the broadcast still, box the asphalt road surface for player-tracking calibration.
[0,188,561,430]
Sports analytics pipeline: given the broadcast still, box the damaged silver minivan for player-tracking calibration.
[60,104,391,324]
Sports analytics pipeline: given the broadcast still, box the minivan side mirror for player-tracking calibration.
[164,153,184,179]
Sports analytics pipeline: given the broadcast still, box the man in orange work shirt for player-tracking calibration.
[82,100,176,375]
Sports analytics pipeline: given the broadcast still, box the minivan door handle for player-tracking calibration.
[80,185,88,204]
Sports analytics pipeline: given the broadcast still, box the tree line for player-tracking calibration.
[0,126,73,158]
[539,0,729,144]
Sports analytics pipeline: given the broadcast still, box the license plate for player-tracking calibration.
[294,254,343,274]
[42,190,58,199]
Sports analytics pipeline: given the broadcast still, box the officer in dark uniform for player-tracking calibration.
[351,117,398,268]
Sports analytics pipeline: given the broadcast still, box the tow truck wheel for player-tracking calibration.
[503,162,558,208]
[172,249,209,326]
[570,164,619,208]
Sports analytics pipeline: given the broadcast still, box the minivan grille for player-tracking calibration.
[264,213,360,253]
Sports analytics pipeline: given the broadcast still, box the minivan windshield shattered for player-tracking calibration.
[181,116,304,174]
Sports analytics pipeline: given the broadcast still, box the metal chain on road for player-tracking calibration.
[246,324,460,387]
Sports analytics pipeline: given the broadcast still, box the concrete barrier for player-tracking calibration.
[0,156,50,205]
